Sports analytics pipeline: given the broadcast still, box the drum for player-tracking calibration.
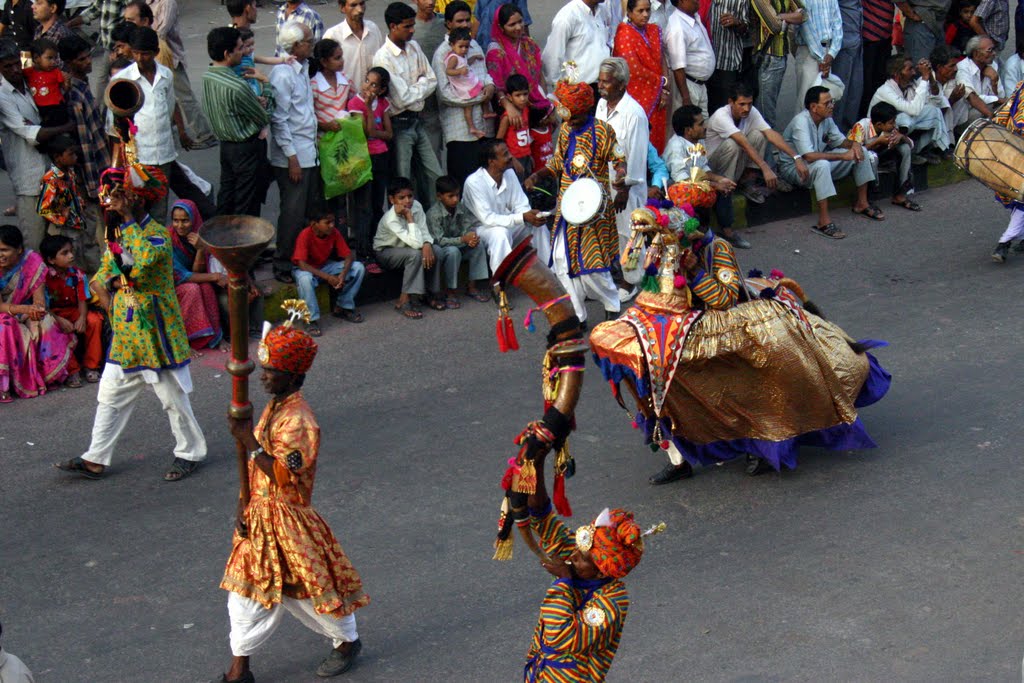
[954,118,1024,203]
[560,177,605,225]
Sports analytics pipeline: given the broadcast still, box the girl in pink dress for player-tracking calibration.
[444,27,493,139]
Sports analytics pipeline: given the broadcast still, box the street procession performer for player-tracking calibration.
[989,79,1024,263]
[523,63,630,327]
[488,237,666,682]
[591,200,892,485]
[211,302,369,683]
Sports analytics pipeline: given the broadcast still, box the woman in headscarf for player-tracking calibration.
[486,3,550,127]
[168,199,225,351]
[613,0,670,152]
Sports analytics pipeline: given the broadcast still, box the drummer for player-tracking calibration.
[524,73,627,327]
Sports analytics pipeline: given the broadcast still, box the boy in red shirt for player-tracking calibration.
[40,234,105,387]
[292,208,366,337]
[25,38,68,127]
[529,105,554,174]
[496,74,533,180]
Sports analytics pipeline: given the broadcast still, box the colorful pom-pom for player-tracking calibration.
[631,419,639,429]
[673,274,686,289]
[659,440,670,450]
[769,268,785,280]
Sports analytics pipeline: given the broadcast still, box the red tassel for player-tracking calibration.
[504,315,519,351]
[553,472,572,517]
[496,316,508,352]
[500,457,519,489]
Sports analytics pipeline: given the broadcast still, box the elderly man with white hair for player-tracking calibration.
[868,53,950,161]
[957,35,1004,123]
[269,21,321,283]
[595,57,648,301]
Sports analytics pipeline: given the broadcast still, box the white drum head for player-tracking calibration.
[561,178,603,225]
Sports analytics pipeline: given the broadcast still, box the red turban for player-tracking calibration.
[554,80,594,118]
[261,325,318,374]
[589,509,643,579]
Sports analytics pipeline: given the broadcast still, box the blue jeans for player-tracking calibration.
[755,54,788,127]
[292,260,365,321]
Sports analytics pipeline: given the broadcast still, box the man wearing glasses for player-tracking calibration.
[778,85,878,240]
[956,36,1005,123]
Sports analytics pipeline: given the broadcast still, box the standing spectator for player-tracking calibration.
[946,0,977,50]
[751,0,805,126]
[414,0,447,168]
[830,0,865,130]
[956,35,1003,120]
[68,0,127,98]
[486,3,550,122]
[276,0,323,58]
[373,2,443,208]
[861,0,896,118]
[778,85,879,240]
[37,134,100,273]
[900,0,954,61]
[665,0,715,118]
[292,207,366,336]
[614,0,670,152]
[323,0,383,88]
[202,26,275,218]
[433,2,495,186]
[0,0,35,55]
[31,0,71,52]
[794,0,845,104]
[706,0,750,113]
[541,0,611,89]
[120,27,215,223]
[347,66,391,272]
[867,54,950,159]
[970,0,1010,51]
[227,0,256,30]
[0,38,71,250]
[0,622,34,682]
[425,175,491,308]
[496,73,533,178]
[311,38,352,138]
[270,22,321,282]
[476,0,530,51]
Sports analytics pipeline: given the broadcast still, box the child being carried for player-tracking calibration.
[444,27,494,139]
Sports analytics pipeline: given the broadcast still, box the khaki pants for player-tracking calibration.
[708,129,768,182]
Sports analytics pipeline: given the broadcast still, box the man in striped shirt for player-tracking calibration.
[202,26,275,217]
[861,0,895,117]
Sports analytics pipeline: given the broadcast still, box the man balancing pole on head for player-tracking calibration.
[210,303,370,682]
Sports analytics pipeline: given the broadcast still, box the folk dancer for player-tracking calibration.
[991,80,1024,262]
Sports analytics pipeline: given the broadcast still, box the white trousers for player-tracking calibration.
[795,46,845,105]
[228,592,359,656]
[81,363,206,466]
[998,206,1024,243]
[550,229,620,322]
[672,77,709,119]
[477,222,551,273]
[666,442,685,466]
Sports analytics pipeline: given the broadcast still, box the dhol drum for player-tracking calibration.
[560,177,606,225]
[954,118,1024,203]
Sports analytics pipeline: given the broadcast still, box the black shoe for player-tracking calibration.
[745,454,773,476]
[316,639,362,677]
[993,242,1011,263]
[724,232,751,249]
[648,461,693,485]
[210,672,254,683]
[1013,240,1024,254]
[604,310,619,321]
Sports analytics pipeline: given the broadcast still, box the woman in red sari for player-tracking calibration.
[485,3,551,126]
[613,0,670,152]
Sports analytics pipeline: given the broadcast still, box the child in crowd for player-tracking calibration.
[373,176,442,319]
[444,27,492,139]
[848,101,920,212]
[945,0,977,52]
[292,207,366,336]
[37,135,100,274]
[529,105,554,173]
[348,66,393,275]
[311,38,352,135]
[234,27,262,97]
[40,234,105,388]
[496,74,533,179]
[424,175,491,309]
[25,39,67,127]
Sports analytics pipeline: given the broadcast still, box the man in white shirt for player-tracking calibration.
[541,0,610,89]
[595,57,647,299]
[269,22,320,282]
[324,0,383,88]
[664,0,715,117]
[868,54,949,159]
[373,2,443,207]
[463,139,549,272]
[0,621,34,683]
[930,44,969,143]
[957,36,1004,122]
[121,27,215,224]
[1000,46,1024,97]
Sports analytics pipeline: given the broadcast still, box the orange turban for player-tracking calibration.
[589,509,643,579]
[554,80,594,118]
[260,325,318,374]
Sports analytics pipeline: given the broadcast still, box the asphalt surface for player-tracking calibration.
[2,2,1024,682]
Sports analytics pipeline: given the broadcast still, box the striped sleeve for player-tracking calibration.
[531,506,575,562]
[690,240,740,310]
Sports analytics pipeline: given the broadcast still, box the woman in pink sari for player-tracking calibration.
[486,3,551,126]
[169,200,225,351]
[0,225,76,401]
[613,0,670,152]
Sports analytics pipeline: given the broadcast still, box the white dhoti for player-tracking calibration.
[549,229,620,323]
[81,363,206,467]
[227,591,359,657]
[896,106,950,151]
[998,206,1024,243]
[477,222,551,272]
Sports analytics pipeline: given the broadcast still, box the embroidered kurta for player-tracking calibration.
[546,117,623,277]
[524,503,629,682]
[94,215,190,372]
[221,392,370,617]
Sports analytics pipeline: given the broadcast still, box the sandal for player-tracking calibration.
[54,457,105,480]
[85,369,101,383]
[0,390,12,403]
[366,261,383,275]
[810,223,846,239]
[892,197,922,212]
[395,301,423,319]
[307,323,322,337]
[65,372,83,388]
[164,457,200,482]
[445,294,461,309]
[852,204,885,221]
[467,289,491,303]
[426,297,446,311]
[332,307,364,323]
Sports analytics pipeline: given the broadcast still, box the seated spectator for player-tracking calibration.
[25,38,67,127]
[462,138,549,273]
[425,175,491,308]
[931,44,969,143]
[778,85,877,240]
[169,199,226,351]
[945,0,977,52]
[848,102,920,212]
[292,207,366,336]
[374,176,442,319]
[37,135,101,275]
[496,73,533,179]
[868,54,949,163]
[705,83,806,205]
[1000,41,1024,96]
[957,36,1003,122]
[40,234,105,387]
[647,140,669,197]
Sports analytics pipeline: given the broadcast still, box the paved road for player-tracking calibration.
[2,2,1024,682]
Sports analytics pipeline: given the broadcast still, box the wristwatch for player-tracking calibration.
[248,446,265,461]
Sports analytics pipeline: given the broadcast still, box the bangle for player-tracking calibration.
[249,446,265,461]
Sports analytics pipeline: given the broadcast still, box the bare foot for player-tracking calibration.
[190,348,204,360]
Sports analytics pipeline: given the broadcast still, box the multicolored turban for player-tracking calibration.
[554,80,594,119]
[260,325,318,375]
[574,508,660,579]
[99,165,168,204]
